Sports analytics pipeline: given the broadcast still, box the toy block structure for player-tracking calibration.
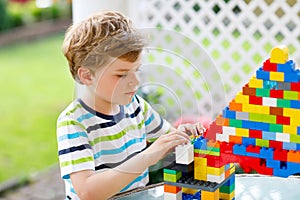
[163,45,300,200]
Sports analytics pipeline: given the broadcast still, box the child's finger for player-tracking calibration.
[196,122,206,135]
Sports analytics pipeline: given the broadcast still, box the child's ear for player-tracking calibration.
[78,67,93,85]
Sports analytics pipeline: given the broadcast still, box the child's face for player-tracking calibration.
[92,56,141,106]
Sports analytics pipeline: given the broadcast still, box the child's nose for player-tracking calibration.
[128,72,140,86]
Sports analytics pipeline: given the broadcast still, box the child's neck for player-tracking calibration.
[81,96,120,116]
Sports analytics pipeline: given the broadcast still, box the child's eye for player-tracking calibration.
[116,74,127,78]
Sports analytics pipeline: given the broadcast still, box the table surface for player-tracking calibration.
[113,175,300,200]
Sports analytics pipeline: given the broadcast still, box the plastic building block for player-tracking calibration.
[270,45,288,64]
[163,46,300,200]
[175,143,194,165]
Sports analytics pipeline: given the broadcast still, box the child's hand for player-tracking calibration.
[177,122,206,138]
[142,130,190,166]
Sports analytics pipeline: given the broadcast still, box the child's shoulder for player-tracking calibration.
[57,99,84,121]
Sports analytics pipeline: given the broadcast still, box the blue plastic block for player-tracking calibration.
[297,126,300,135]
[291,100,300,109]
[283,142,297,150]
[254,122,269,132]
[242,137,256,146]
[256,68,270,80]
[246,151,260,158]
[273,161,298,178]
[263,80,278,90]
[233,144,246,155]
[260,147,274,159]
[297,144,300,150]
[262,131,276,140]
[284,72,299,82]
[194,136,207,150]
[223,107,236,119]
[287,162,300,172]
[225,163,231,171]
[223,174,235,186]
[266,159,280,168]
[277,60,295,72]
[242,120,256,129]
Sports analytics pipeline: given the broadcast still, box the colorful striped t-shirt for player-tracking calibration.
[57,95,171,199]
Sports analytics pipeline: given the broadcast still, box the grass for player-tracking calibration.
[0,33,74,182]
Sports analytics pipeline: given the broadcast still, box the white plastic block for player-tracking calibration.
[175,143,194,165]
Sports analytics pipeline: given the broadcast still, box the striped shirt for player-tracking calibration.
[57,95,171,199]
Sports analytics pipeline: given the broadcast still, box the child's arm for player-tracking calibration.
[70,129,190,200]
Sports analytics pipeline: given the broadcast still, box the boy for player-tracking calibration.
[57,11,204,200]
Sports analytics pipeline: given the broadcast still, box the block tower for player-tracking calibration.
[163,45,300,200]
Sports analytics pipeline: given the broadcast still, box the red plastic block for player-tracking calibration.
[204,121,222,141]
[249,96,263,105]
[249,130,262,139]
[220,142,234,154]
[263,59,277,71]
[274,149,288,161]
[276,115,290,125]
[246,145,261,154]
[270,89,284,98]
[269,140,283,149]
[291,82,300,92]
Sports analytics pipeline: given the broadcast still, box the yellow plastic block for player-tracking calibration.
[256,105,270,114]
[235,128,249,137]
[182,187,199,195]
[270,45,288,64]
[194,157,207,166]
[220,191,235,200]
[283,125,298,135]
[249,77,263,88]
[270,71,284,81]
[194,171,207,181]
[202,189,220,200]
[284,108,300,117]
[235,93,249,104]
[290,117,300,126]
[207,166,225,176]
[242,104,256,112]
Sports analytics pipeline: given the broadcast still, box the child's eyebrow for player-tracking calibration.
[115,64,142,72]
[115,69,130,72]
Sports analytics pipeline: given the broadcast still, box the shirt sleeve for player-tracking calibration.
[135,95,171,141]
[56,113,95,179]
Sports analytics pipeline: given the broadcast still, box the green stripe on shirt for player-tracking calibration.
[57,120,86,130]
[60,156,94,167]
[90,120,145,146]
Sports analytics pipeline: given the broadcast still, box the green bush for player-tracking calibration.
[0,0,71,32]
[0,0,9,31]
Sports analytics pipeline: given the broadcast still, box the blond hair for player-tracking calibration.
[62,11,145,83]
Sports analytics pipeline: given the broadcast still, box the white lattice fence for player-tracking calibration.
[130,0,300,122]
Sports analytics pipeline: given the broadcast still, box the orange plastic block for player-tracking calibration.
[229,101,242,111]
[208,140,220,148]
[164,184,181,194]
[287,150,300,163]
[229,135,242,144]
[216,115,225,126]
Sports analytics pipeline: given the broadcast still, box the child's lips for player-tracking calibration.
[125,91,136,95]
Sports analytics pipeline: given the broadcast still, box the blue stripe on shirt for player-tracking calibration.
[145,113,154,126]
[77,113,94,122]
[93,134,146,159]
[58,132,88,142]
